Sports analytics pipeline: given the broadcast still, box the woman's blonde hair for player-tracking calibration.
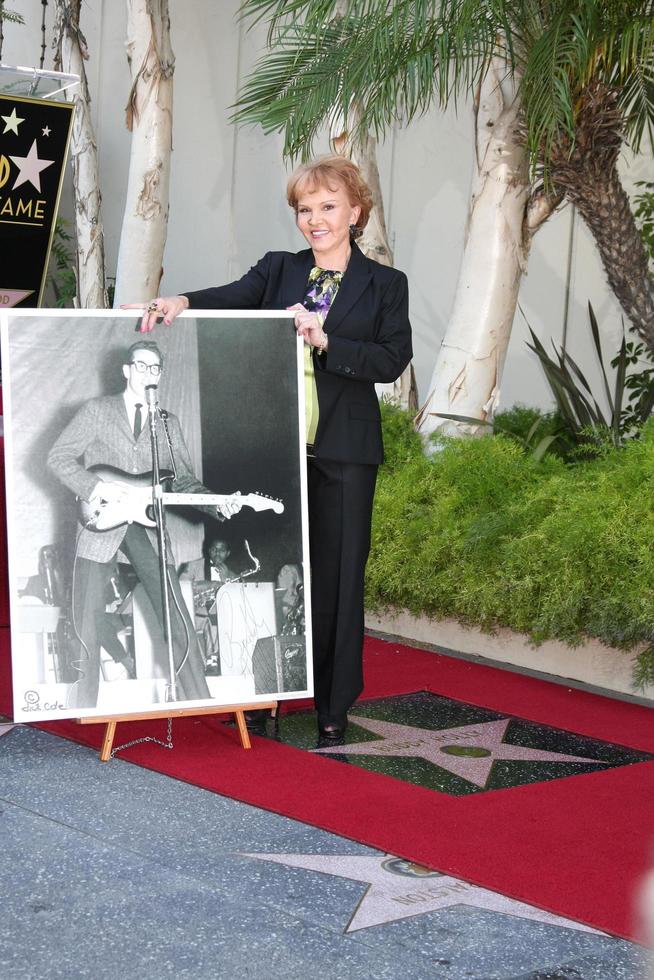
[286,155,373,237]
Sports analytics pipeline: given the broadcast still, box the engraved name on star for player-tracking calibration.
[242,852,603,934]
[1,107,25,135]
[313,715,608,788]
[9,139,55,193]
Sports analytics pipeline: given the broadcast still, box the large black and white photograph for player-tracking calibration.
[0,310,312,721]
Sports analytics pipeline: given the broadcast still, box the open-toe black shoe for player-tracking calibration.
[316,721,347,749]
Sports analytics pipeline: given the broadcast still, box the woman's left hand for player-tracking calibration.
[287,303,328,351]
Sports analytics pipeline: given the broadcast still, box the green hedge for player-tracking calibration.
[367,405,654,686]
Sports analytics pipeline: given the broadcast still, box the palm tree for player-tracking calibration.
[235,0,654,435]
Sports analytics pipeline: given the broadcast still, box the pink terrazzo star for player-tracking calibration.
[313,715,608,788]
[242,852,602,933]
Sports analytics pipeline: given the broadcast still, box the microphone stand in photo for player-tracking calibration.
[145,383,178,702]
[77,380,281,761]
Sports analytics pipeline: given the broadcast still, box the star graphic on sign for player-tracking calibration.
[242,852,603,934]
[313,715,608,788]
[1,107,25,135]
[42,125,51,137]
[9,139,55,192]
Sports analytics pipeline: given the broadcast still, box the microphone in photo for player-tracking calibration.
[145,383,159,414]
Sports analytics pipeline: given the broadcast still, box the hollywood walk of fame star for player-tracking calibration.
[313,715,608,788]
[1,107,24,135]
[242,851,602,934]
[9,139,55,193]
[42,126,51,137]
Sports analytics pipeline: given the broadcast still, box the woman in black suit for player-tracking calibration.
[130,156,412,747]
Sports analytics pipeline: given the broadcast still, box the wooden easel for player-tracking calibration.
[77,700,278,762]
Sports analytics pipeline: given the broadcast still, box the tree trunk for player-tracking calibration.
[53,0,108,308]
[113,0,174,307]
[416,60,531,438]
[331,104,418,412]
[546,79,654,348]
[557,168,654,347]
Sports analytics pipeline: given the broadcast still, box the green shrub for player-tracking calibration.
[369,405,654,686]
[378,399,423,472]
[494,404,561,443]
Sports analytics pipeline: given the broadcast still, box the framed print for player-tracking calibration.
[0,310,312,721]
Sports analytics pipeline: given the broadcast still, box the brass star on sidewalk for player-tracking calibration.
[243,852,603,934]
[313,715,607,788]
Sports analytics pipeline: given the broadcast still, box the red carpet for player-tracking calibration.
[3,398,652,938]
[26,636,654,942]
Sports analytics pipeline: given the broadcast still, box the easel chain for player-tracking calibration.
[111,716,174,758]
[78,701,278,760]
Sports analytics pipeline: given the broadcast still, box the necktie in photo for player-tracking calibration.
[134,402,142,440]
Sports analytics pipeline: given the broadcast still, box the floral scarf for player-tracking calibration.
[303,267,343,447]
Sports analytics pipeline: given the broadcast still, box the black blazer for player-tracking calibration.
[183,243,413,465]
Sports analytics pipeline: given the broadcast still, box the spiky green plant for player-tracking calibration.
[527,302,626,448]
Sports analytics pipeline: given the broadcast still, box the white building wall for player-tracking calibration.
[3,0,652,411]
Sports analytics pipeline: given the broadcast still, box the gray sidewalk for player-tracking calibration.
[0,723,649,980]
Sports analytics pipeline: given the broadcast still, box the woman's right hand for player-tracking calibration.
[121,294,190,333]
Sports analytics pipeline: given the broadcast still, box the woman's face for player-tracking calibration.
[295,180,361,262]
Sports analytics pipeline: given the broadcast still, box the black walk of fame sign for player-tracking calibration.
[0,93,75,309]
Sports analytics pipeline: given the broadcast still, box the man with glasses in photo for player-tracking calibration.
[48,340,241,709]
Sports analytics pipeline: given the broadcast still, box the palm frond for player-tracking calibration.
[0,2,24,24]
[520,9,584,167]
[237,0,654,171]
[234,14,453,158]
[240,0,441,46]
[238,0,338,39]
[618,60,654,153]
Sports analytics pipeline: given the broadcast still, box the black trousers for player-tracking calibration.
[70,524,210,708]
[308,456,378,725]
